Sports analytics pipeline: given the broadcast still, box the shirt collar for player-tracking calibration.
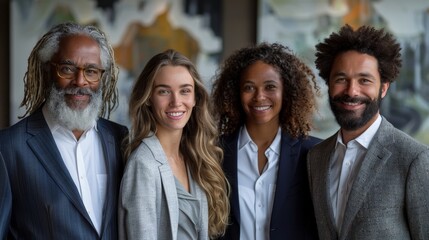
[238,126,282,155]
[238,126,252,150]
[269,128,282,155]
[335,115,382,149]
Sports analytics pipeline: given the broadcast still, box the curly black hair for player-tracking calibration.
[315,24,402,84]
[211,42,320,138]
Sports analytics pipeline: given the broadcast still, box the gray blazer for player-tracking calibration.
[118,134,209,240]
[307,117,429,240]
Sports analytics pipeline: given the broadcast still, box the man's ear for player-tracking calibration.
[381,82,390,98]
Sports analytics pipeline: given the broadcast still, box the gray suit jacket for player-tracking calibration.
[0,108,128,240]
[118,134,209,240]
[307,118,429,240]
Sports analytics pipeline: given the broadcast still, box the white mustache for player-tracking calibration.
[63,87,94,95]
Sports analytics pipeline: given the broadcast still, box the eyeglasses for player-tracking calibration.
[51,62,105,82]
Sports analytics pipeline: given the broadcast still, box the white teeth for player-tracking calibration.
[344,102,360,106]
[254,106,270,111]
[168,112,184,117]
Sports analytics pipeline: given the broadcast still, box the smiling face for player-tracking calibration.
[45,34,103,132]
[51,34,102,110]
[150,65,196,135]
[328,50,389,131]
[240,61,283,129]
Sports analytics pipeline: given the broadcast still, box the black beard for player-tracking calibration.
[329,92,382,131]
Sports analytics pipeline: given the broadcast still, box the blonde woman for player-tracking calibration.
[118,49,229,240]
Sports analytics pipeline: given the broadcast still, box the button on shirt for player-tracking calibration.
[43,107,107,234]
[237,126,281,240]
[329,115,382,232]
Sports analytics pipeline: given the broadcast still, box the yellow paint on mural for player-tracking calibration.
[114,7,199,77]
[342,0,371,28]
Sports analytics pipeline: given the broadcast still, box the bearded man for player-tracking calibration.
[0,22,128,240]
[307,24,429,240]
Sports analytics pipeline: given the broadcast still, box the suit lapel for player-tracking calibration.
[314,135,338,236]
[221,133,241,224]
[145,135,179,239]
[26,110,93,226]
[159,163,178,239]
[97,119,119,237]
[339,119,393,239]
[270,133,299,225]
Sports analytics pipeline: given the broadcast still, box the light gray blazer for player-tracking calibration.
[118,134,209,240]
[307,117,429,240]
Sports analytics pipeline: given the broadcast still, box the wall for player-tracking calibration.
[222,0,257,61]
[0,1,10,128]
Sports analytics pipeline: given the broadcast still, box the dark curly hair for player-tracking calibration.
[211,42,320,138]
[315,24,402,84]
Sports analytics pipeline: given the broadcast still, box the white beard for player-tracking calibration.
[45,85,102,131]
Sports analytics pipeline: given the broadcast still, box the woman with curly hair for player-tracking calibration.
[118,49,229,240]
[211,42,320,240]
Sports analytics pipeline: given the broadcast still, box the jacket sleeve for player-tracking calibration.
[406,148,429,238]
[0,152,11,238]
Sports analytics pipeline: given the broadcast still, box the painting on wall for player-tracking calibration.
[258,0,429,144]
[11,0,222,127]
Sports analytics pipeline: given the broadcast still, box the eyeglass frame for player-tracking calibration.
[50,62,106,83]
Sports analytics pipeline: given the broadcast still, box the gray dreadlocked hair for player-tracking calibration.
[20,21,119,118]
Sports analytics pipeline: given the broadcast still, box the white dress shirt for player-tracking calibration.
[237,126,281,240]
[329,115,382,232]
[43,107,106,234]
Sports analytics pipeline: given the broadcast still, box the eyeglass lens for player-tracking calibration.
[55,63,103,82]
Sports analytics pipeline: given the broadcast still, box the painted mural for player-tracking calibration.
[11,0,429,144]
[11,0,222,126]
[258,0,429,144]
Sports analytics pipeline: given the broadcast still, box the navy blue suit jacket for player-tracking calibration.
[0,109,128,239]
[219,130,320,240]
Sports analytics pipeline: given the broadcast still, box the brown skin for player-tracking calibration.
[329,50,389,144]
[212,43,318,139]
[240,61,283,174]
[51,34,102,140]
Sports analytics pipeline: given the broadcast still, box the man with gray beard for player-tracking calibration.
[0,22,128,240]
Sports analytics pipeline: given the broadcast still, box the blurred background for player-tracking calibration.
[2,0,429,144]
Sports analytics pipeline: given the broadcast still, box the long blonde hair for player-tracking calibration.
[126,49,230,238]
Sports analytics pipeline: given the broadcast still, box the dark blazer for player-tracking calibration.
[220,130,320,240]
[0,151,11,238]
[307,118,429,240]
[0,108,128,240]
